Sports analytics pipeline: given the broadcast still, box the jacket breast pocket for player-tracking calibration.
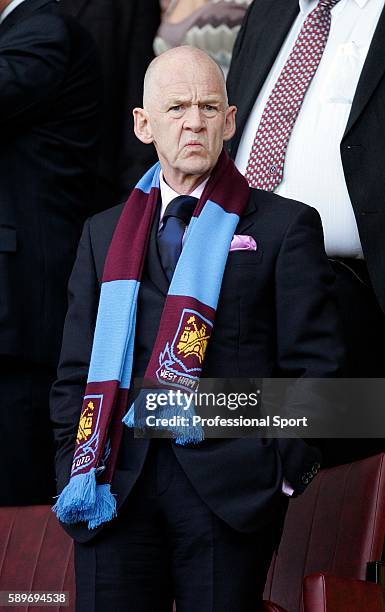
[220,247,265,305]
[226,249,263,266]
[0,227,17,253]
[322,41,367,105]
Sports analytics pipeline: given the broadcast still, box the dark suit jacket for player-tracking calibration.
[0,0,103,366]
[51,187,344,542]
[226,0,385,315]
[58,0,160,203]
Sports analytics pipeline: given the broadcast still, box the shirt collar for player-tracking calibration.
[0,0,27,23]
[299,0,370,13]
[159,171,209,222]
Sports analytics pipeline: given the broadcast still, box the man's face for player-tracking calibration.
[134,53,236,187]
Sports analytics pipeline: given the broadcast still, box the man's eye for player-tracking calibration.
[169,105,183,112]
[202,105,218,115]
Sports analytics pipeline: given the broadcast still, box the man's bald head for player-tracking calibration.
[143,46,228,109]
[133,45,236,194]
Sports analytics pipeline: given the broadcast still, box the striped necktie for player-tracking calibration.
[245,0,341,191]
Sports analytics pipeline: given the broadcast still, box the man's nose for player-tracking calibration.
[184,105,204,131]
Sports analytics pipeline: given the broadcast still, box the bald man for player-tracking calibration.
[51,47,343,612]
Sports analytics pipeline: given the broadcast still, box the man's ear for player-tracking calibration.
[133,107,153,144]
[223,105,237,142]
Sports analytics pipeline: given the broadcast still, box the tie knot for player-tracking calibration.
[318,0,340,9]
[163,195,198,226]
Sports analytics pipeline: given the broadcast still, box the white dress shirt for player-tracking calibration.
[0,0,27,23]
[235,0,385,258]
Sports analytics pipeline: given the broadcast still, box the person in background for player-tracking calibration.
[0,0,102,505]
[154,0,252,75]
[226,0,385,464]
[59,0,161,204]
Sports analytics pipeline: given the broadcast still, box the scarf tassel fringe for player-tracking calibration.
[123,393,204,445]
[53,470,116,529]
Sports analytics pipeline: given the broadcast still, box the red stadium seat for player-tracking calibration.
[263,453,385,611]
[0,505,74,611]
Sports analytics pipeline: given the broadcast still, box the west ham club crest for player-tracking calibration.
[156,309,213,392]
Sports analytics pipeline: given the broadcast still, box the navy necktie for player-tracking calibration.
[158,195,198,281]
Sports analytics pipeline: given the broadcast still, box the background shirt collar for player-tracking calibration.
[299,0,370,13]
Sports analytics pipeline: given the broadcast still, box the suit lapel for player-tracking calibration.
[146,199,170,296]
[230,0,299,155]
[343,4,385,138]
[234,191,257,234]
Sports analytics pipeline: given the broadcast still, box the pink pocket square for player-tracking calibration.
[229,234,257,252]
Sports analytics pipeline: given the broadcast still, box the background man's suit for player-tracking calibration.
[58,0,161,205]
[226,0,385,463]
[51,186,343,608]
[227,0,385,315]
[0,0,103,504]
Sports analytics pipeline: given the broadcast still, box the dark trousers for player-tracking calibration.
[317,260,385,467]
[0,357,56,505]
[75,440,284,612]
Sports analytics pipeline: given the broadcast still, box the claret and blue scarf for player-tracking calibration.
[53,150,250,529]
